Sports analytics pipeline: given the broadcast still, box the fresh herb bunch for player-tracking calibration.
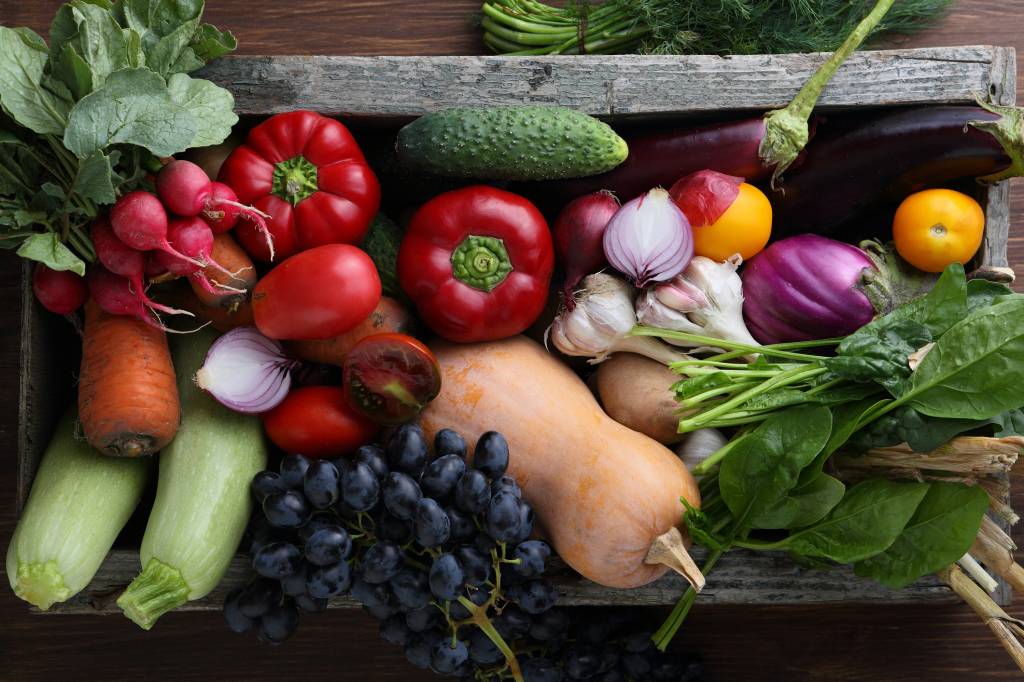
[642,263,1023,648]
[481,0,952,56]
[0,0,237,276]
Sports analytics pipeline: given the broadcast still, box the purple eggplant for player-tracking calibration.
[772,105,1024,235]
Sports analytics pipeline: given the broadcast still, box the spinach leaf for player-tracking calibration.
[16,232,86,275]
[165,73,237,148]
[718,405,832,525]
[844,404,991,453]
[796,397,883,486]
[782,479,929,564]
[744,383,879,411]
[751,473,845,530]
[966,277,1015,312]
[853,482,987,588]
[991,409,1024,437]
[0,27,70,135]
[673,372,735,400]
[903,296,1024,420]
[64,68,198,158]
[824,318,931,393]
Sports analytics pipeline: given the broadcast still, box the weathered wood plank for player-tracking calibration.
[32,547,962,616]
[198,47,1012,117]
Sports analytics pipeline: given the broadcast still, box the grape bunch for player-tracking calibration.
[224,423,704,681]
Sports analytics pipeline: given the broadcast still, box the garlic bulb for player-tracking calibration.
[675,428,728,471]
[547,272,692,365]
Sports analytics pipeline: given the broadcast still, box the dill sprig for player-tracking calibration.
[480,0,953,56]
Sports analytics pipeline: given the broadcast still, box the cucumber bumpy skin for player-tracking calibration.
[396,106,629,181]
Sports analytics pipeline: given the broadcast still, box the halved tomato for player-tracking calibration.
[343,333,442,425]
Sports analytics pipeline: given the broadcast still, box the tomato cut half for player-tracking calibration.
[343,333,442,425]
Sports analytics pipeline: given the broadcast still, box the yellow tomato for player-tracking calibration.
[692,182,772,261]
[892,189,984,273]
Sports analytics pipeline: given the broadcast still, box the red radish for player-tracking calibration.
[33,264,87,314]
[109,190,204,267]
[156,160,275,258]
[87,266,170,330]
[144,252,172,282]
[91,218,190,318]
[202,182,242,233]
[157,216,250,295]
[552,191,619,309]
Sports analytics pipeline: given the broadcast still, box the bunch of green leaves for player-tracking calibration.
[480,0,951,56]
[0,0,237,275]
[654,404,990,650]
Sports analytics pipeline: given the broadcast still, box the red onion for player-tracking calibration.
[741,234,875,344]
[195,326,299,413]
[603,188,693,287]
[668,170,744,227]
[553,191,619,307]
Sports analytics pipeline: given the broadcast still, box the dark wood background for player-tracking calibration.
[1,1,1023,679]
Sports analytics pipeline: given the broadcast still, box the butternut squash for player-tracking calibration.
[419,336,702,590]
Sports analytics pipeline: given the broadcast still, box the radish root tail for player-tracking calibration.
[235,206,275,262]
[646,527,705,592]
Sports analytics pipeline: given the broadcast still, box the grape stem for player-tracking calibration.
[458,595,524,682]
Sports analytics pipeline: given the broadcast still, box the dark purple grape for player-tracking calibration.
[450,587,488,620]
[651,658,685,681]
[445,506,475,544]
[428,553,464,601]
[223,587,254,633]
[565,646,602,680]
[376,512,413,544]
[454,469,490,515]
[257,599,299,645]
[623,630,655,654]
[294,593,328,613]
[253,542,302,580]
[244,515,288,555]
[578,619,613,644]
[508,579,557,614]
[341,461,380,511]
[622,653,652,679]
[237,578,282,619]
[390,568,432,610]
[597,670,625,682]
[262,490,311,529]
[431,638,469,674]
[421,454,466,500]
[360,541,403,584]
[454,545,490,587]
[306,561,352,598]
[279,454,311,489]
[434,428,467,459]
[415,498,451,548]
[405,631,443,669]
[380,614,411,646]
[251,471,288,501]
[386,423,428,477]
[280,561,310,597]
[598,646,621,674]
[491,475,521,499]
[521,656,562,682]
[303,460,340,509]
[405,605,441,633]
[468,628,504,666]
[474,532,497,555]
[305,525,352,566]
[473,431,509,479]
[350,578,391,609]
[493,604,531,639]
[383,472,422,520]
[355,444,388,481]
[364,602,398,620]
[512,540,550,577]
[296,513,339,543]
[486,491,522,543]
[516,502,535,542]
[530,608,571,641]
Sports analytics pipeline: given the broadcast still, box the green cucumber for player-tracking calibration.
[362,212,403,299]
[396,106,628,180]
[6,410,153,610]
[117,327,268,630]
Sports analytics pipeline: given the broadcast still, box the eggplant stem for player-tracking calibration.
[645,526,705,592]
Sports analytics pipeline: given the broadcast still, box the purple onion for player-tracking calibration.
[195,326,299,413]
[603,188,693,287]
[741,234,876,344]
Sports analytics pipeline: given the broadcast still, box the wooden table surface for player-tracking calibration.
[2,1,1023,679]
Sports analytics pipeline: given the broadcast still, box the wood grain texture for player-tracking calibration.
[1,0,1024,679]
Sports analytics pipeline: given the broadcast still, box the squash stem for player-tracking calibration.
[116,558,190,630]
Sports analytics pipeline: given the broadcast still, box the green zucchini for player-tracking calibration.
[396,105,629,180]
[6,410,152,610]
[117,327,267,629]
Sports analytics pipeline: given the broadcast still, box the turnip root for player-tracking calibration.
[596,352,686,445]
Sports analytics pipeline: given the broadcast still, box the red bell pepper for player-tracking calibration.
[397,186,554,343]
[219,110,381,262]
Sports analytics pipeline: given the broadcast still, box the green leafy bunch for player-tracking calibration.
[0,0,238,275]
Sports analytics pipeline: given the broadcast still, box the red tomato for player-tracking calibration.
[343,333,442,425]
[253,244,381,340]
[262,386,379,458]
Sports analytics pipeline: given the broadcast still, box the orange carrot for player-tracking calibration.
[190,232,257,311]
[78,300,180,457]
[286,296,415,365]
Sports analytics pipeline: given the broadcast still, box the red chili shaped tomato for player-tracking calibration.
[253,244,382,340]
[397,186,554,343]
[219,110,381,262]
[343,333,442,425]
[262,386,379,458]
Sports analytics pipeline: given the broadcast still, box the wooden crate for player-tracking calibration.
[16,47,1017,614]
